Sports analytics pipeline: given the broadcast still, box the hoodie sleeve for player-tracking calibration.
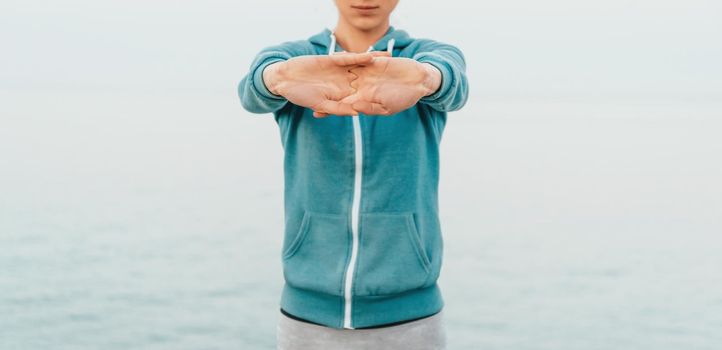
[411,39,469,112]
[237,40,312,114]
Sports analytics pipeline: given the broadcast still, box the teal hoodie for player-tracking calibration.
[237,25,468,329]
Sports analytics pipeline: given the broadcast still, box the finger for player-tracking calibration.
[313,111,330,118]
[369,51,392,57]
[348,66,364,75]
[352,101,391,116]
[314,99,358,117]
[338,92,362,106]
[347,64,376,78]
[333,51,389,58]
[329,52,374,66]
[347,67,366,86]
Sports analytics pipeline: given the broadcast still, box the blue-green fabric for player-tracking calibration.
[237,26,469,329]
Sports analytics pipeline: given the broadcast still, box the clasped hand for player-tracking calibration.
[263,51,439,118]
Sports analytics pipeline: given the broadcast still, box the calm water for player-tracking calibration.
[1,91,721,349]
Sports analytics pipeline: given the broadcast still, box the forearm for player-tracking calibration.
[420,62,442,97]
[238,40,312,114]
[238,57,289,114]
[412,40,469,112]
[262,61,286,97]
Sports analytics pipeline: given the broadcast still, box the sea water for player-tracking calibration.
[1,91,720,349]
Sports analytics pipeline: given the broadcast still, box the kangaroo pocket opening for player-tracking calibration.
[354,212,432,296]
[282,211,349,296]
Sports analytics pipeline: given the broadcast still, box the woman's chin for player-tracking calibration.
[348,18,385,31]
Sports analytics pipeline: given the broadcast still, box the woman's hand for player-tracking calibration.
[327,57,441,117]
[264,51,391,117]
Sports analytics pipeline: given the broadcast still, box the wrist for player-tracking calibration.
[420,62,442,97]
[262,61,286,97]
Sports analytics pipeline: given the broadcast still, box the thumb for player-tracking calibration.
[369,51,391,57]
[329,52,374,66]
[338,92,361,106]
[352,100,391,116]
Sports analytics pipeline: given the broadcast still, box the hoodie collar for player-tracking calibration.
[309,25,413,53]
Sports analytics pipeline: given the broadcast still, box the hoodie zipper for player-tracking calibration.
[344,104,364,329]
[329,32,394,329]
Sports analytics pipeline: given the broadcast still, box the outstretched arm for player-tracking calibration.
[334,57,444,116]
[238,42,389,116]
[266,52,390,117]
[237,41,308,114]
[326,40,468,116]
[412,39,469,112]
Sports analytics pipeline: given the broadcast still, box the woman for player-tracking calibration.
[238,1,469,348]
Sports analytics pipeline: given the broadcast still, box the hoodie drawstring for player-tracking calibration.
[328,32,337,55]
[386,38,395,54]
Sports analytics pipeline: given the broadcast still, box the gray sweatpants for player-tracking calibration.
[276,310,447,350]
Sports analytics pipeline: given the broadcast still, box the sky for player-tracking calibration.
[1,0,721,99]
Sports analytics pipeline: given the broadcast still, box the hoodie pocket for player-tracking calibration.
[354,212,432,296]
[282,211,349,296]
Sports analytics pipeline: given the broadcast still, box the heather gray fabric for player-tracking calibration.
[276,309,447,350]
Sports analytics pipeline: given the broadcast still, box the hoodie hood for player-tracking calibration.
[308,25,414,54]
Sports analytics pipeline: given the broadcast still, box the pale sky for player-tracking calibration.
[1,5,721,347]
[1,0,721,98]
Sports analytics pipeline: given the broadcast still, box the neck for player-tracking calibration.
[333,20,390,53]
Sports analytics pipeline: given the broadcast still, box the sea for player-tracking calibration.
[1,90,720,349]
